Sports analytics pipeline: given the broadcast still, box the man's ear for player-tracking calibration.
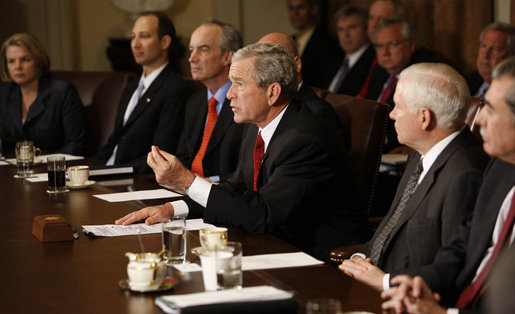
[223,50,234,66]
[161,34,172,50]
[294,55,302,74]
[266,82,282,105]
[419,107,434,131]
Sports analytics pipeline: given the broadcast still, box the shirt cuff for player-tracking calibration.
[447,309,459,314]
[187,175,213,208]
[383,273,391,291]
[169,200,189,217]
[350,253,367,259]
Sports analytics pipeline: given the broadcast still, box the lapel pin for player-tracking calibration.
[146,98,151,103]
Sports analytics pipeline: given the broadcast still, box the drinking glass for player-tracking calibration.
[47,156,69,193]
[162,216,186,264]
[216,241,242,290]
[15,141,35,178]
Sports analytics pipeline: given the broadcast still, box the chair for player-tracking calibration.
[52,71,135,156]
[324,93,389,215]
[466,97,483,143]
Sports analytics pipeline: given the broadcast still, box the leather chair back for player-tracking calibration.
[466,96,483,143]
[52,71,135,156]
[324,93,388,214]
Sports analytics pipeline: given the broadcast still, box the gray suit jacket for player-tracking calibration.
[361,128,489,271]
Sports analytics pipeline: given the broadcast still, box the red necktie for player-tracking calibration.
[191,97,218,176]
[455,194,515,309]
[253,132,264,191]
[379,75,398,103]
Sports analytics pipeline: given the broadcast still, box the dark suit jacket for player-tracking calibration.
[299,26,343,89]
[332,44,376,96]
[96,64,191,173]
[296,83,347,148]
[0,75,86,155]
[361,128,489,272]
[396,158,514,311]
[186,101,368,261]
[465,71,484,97]
[175,88,245,181]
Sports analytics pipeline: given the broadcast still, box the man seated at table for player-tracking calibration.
[257,32,346,148]
[380,56,515,314]
[116,43,368,261]
[339,63,489,291]
[96,11,191,173]
[176,18,245,183]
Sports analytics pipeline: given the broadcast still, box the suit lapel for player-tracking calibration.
[24,76,54,125]
[387,129,471,240]
[205,98,233,156]
[124,65,170,127]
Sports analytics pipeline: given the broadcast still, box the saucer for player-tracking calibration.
[66,180,96,189]
[119,277,178,293]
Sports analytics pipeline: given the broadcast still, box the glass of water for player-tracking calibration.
[161,216,186,265]
[216,241,242,290]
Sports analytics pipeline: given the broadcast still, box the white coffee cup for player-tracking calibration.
[126,252,167,291]
[67,165,89,185]
[199,227,228,251]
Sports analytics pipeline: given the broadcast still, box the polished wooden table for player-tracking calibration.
[0,160,381,313]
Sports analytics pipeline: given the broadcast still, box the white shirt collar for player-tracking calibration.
[139,62,168,93]
[258,105,289,153]
[418,129,462,183]
[346,43,370,69]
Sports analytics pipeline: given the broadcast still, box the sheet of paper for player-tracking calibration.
[5,153,84,165]
[81,218,215,237]
[155,286,293,313]
[176,252,323,273]
[93,188,181,202]
[25,173,48,182]
[0,160,9,166]
[242,252,323,270]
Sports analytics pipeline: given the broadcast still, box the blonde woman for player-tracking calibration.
[0,33,86,155]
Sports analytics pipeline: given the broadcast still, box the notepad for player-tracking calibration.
[82,219,215,237]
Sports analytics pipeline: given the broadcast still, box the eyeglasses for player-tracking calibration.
[374,39,408,50]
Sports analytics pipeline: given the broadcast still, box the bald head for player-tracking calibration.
[258,32,302,83]
[258,32,299,57]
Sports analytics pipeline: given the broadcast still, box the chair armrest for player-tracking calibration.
[329,243,365,263]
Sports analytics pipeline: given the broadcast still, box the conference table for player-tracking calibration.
[0,157,381,313]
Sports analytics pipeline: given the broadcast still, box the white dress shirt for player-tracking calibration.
[171,105,289,217]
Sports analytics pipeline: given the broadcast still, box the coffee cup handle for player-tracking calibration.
[34,147,41,157]
[157,248,170,264]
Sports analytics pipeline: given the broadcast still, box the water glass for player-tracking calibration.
[47,156,68,193]
[162,216,186,264]
[15,141,35,177]
[216,241,242,290]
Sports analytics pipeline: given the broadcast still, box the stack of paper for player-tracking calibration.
[82,219,215,237]
[155,286,293,314]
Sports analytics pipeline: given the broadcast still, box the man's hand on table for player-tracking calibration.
[115,203,175,225]
[339,255,385,291]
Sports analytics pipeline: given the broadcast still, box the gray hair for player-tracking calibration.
[480,22,515,56]
[334,5,368,30]
[232,43,297,100]
[399,63,470,130]
[492,56,515,119]
[201,18,243,53]
[374,18,413,42]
